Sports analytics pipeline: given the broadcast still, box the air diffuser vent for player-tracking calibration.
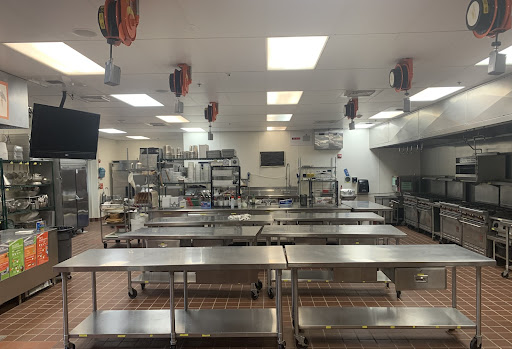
[314,120,342,125]
[146,122,167,127]
[80,95,110,103]
[344,90,378,98]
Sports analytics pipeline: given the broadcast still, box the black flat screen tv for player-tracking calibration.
[30,103,100,159]
[260,151,285,167]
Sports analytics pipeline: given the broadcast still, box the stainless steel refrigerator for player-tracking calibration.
[54,159,89,230]
[110,160,138,200]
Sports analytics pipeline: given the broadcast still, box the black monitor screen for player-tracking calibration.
[30,103,100,159]
[260,151,285,167]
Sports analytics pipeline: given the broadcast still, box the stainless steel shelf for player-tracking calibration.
[5,184,52,188]
[273,270,390,283]
[70,309,278,338]
[163,157,233,161]
[297,307,475,330]
[132,271,196,284]
[8,206,54,215]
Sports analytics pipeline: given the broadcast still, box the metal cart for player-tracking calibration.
[99,202,137,248]
[120,226,264,299]
[54,246,287,349]
[272,212,385,225]
[286,244,495,349]
[261,225,407,298]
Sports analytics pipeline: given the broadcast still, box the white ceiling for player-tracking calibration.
[0,0,510,140]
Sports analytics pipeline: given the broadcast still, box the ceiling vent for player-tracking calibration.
[79,95,110,103]
[45,79,64,85]
[314,120,342,125]
[344,90,378,98]
[145,122,167,127]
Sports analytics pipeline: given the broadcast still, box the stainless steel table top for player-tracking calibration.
[54,246,287,272]
[0,228,56,244]
[272,212,384,223]
[121,226,262,240]
[260,225,406,238]
[148,204,352,214]
[145,215,274,227]
[341,201,393,212]
[285,245,495,268]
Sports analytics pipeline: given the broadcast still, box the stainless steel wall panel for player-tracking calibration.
[474,184,499,205]
[419,93,467,139]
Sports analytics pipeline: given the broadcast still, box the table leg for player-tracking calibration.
[91,272,97,312]
[396,238,400,245]
[183,271,188,311]
[170,272,177,348]
[126,239,134,298]
[276,269,284,347]
[292,268,298,336]
[451,267,456,308]
[473,266,482,348]
[266,237,272,292]
[61,272,71,349]
[505,227,510,277]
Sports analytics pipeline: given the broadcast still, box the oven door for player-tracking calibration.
[404,204,418,227]
[461,218,489,256]
[440,213,462,244]
[418,206,432,232]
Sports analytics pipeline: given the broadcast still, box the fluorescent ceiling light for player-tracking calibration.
[267,36,328,70]
[4,42,104,75]
[156,115,190,123]
[476,45,512,65]
[267,114,293,122]
[126,136,150,140]
[267,91,303,105]
[181,128,206,132]
[354,123,375,129]
[99,128,126,134]
[410,87,465,102]
[369,111,403,119]
[111,94,163,107]
[267,126,287,131]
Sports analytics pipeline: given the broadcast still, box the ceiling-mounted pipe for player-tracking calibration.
[59,90,67,108]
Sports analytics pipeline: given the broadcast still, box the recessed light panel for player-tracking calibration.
[369,111,403,119]
[476,45,512,65]
[267,91,303,105]
[4,42,104,75]
[267,36,328,70]
[267,114,293,121]
[126,136,150,140]
[181,128,206,132]
[99,128,126,134]
[156,115,190,123]
[111,94,163,107]
[354,123,375,129]
[267,126,287,131]
[410,87,465,102]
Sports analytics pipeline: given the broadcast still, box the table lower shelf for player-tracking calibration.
[132,271,197,284]
[70,309,278,339]
[297,307,475,330]
[273,270,391,283]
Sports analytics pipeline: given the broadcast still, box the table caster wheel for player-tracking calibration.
[67,274,72,280]
[256,279,263,290]
[128,288,137,299]
[470,337,481,349]
[501,270,509,278]
[116,239,120,243]
[140,283,146,290]
[295,335,309,349]
[278,341,286,349]
[65,343,75,349]
[268,287,275,299]
[103,243,107,249]
[386,283,390,289]
[396,291,402,299]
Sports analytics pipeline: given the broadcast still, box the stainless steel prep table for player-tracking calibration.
[261,225,407,297]
[341,201,393,222]
[145,214,274,227]
[285,244,495,349]
[272,212,385,225]
[119,226,263,298]
[54,246,287,349]
[148,204,352,218]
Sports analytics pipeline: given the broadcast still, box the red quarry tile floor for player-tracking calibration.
[0,222,511,349]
